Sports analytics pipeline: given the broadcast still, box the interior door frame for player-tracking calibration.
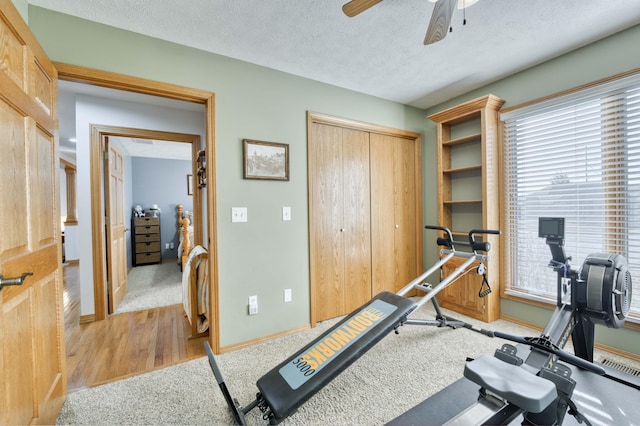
[94,126,200,315]
[56,63,221,353]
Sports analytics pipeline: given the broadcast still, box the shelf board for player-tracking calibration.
[443,133,481,146]
[443,199,482,205]
[443,164,481,174]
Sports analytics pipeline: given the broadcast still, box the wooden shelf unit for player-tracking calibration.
[428,94,505,322]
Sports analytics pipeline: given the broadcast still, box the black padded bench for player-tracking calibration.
[205,291,417,425]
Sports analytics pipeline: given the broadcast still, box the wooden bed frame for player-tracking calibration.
[176,204,209,337]
[176,204,192,270]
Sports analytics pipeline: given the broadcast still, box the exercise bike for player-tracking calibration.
[390,217,637,425]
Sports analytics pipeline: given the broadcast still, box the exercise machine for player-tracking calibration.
[204,225,499,425]
[397,225,498,335]
[390,217,637,425]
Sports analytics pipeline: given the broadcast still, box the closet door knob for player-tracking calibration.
[395,224,399,229]
[340,228,345,232]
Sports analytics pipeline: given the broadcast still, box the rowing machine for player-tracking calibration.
[390,217,636,425]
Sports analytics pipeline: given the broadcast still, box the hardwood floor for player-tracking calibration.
[62,263,207,393]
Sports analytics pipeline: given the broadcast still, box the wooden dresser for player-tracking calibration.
[132,216,161,266]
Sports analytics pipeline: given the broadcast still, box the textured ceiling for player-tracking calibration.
[29,0,640,110]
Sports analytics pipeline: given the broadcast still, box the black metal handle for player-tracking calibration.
[425,225,455,249]
[0,272,33,291]
[468,229,501,252]
[426,226,501,252]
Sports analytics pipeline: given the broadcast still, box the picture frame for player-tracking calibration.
[187,174,193,195]
[243,139,289,181]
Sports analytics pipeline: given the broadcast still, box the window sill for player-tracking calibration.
[502,289,640,331]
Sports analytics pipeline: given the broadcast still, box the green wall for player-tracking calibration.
[423,23,640,356]
[10,0,27,22]
[27,6,427,347]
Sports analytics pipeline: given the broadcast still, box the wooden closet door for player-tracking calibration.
[309,123,345,322]
[370,134,420,294]
[341,128,371,313]
[370,135,396,295]
[393,136,418,290]
[309,123,371,323]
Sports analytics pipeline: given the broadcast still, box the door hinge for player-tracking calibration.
[105,216,110,225]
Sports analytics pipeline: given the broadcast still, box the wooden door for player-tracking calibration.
[393,136,418,290]
[370,134,420,294]
[309,123,371,323]
[440,258,485,320]
[105,137,128,313]
[0,2,66,424]
[341,128,371,312]
[370,134,396,295]
[309,123,345,322]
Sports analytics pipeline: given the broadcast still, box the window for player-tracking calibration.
[501,72,640,319]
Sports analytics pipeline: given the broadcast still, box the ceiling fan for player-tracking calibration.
[342,0,479,45]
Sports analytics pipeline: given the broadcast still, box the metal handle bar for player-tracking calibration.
[469,229,501,252]
[426,225,500,253]
[493,331,605,375]
[424,225,454,244]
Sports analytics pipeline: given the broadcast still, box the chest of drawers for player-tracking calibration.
[132,216,161,266]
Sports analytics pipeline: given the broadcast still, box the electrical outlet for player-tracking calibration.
[165,243,170,249]
[232,207,248,223]
[284,288,292,303]
[170,242,174,249]
[248,295,258,315]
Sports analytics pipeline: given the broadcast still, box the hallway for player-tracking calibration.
[62,264,206,392]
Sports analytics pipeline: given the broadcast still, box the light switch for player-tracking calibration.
[248,295,258,315]
[232,207,248,223]
[282,206,291,221]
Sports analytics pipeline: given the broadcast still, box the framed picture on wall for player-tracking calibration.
[187,174,193,195]
[243,139,289,181]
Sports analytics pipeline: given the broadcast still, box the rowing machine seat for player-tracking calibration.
[464,355,557,413]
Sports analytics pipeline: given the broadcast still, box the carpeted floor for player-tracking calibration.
[56,301,640,425]
[114,262,182,314]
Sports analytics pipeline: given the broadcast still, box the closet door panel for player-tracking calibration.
[394,136,418,290]
[309,123,346,320]
[369,134,396,295]
[342,128,372,312]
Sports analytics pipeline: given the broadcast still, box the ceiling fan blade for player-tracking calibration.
[342,0,383,17]
[424,0,456,45]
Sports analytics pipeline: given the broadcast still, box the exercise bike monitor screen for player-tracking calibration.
[538,217,564,240]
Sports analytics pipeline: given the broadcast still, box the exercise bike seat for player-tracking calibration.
[464,355,557,413]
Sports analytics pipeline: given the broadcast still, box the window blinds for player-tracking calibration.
[501,72,640,317]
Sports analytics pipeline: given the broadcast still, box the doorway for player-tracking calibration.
[56,63,221,353]
[93,127,201,315]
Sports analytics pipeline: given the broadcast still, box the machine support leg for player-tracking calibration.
[571,315,595,362]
